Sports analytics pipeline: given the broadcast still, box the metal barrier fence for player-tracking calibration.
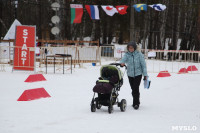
[142,49,200,62]
[100,46,114,58]
[142,49,200,74]
[0,45,101,71]
[40,46,101,67]
[1,44,200,74]
[0,45,14,64]
[100,46,200,74]
[100,45,126,60]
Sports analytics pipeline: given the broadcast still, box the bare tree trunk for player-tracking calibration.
[154,12,160,49]
[148,9,153,49]
[91,21,96,41]
[79,12,86,42]
[64,0,71,40]
[142,7,149,49]
[160,0,169,49]
[180,0,188,50]
[171,1,176,50]
[108,17,113,44]
[0,0,3,39]
[102,22,107,44]
[118,19,124,44]
[196,4,200,50]
[38,0,42,39]
[130,0,135,41]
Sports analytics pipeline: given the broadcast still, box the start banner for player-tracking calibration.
[13,25,36,71]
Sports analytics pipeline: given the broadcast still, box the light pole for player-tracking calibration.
[14,0,18,19]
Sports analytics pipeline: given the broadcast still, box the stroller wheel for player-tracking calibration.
[108,104,113,114]
[120,99,127,112]
[96,103,102,109]
[95,98,102,109]
[91,104,96,112]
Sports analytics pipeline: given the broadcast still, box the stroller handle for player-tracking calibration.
[109,63,127,69]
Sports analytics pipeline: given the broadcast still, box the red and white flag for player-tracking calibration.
[116,5,129,15]
[101,5,118,16]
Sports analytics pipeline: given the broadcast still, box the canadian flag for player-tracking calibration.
[116,5,129,15]
[101,5,118,16]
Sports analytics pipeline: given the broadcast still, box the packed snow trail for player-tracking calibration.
[0,61,199,133]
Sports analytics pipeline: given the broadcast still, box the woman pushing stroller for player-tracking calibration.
[120,41,148,110]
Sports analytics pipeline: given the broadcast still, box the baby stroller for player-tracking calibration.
[91,63,127,114]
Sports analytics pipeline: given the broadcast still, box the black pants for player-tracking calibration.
[128,75,142,106]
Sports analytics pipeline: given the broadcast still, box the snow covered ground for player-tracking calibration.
[0,60,200,133]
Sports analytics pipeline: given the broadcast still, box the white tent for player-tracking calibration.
[0,19,22,63]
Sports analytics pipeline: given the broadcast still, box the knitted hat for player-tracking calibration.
[127,41,137,50]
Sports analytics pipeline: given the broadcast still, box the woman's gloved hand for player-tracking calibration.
[120,63,125,67]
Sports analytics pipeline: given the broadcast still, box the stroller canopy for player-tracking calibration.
[100,65,123,82]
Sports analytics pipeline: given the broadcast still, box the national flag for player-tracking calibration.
[116,5,128,15]
[133,4,147,12]
[70,4,83,24]
[101,5,118,16]
[85,5,100,20]
[149,4,166,11]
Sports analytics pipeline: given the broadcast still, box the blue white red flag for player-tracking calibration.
[85,5,100,20]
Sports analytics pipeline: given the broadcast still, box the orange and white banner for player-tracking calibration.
[13,25,36,71]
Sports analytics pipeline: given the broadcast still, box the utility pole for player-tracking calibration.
[130,0,135,41]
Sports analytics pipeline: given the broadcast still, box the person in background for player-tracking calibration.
[168,43,173,61]
[120,41,148,110]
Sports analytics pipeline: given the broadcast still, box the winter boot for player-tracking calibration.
[132,94,140,106]
[133,104,139,110]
